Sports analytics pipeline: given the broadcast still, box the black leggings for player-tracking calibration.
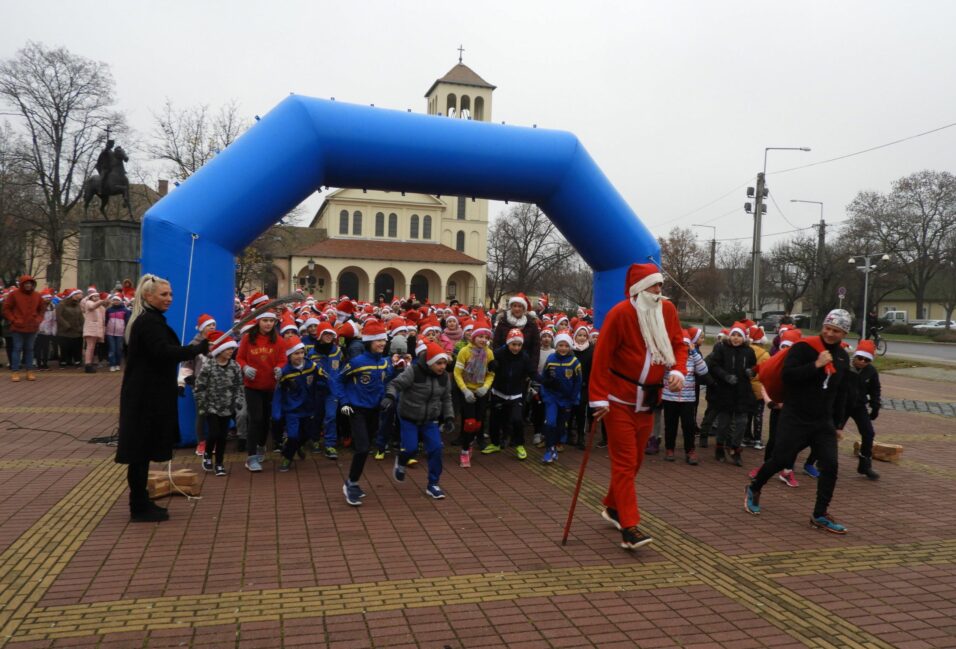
[459,395,488,450]
[205,414,231,465]
[489,395,525,447]
[127,460,150,512]
[663,400,697,451]
[243,388,274,456]
[348,406,379,482]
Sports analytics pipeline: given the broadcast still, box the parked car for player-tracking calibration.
[913,320,956,332]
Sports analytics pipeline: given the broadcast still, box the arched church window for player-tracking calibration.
[388,213,398,238]
[456,230,465,252]
[410,214,419,239]
[339,209,349,235]
[352,211,362,235]
[423,215,432,239]
[375,212,385,237]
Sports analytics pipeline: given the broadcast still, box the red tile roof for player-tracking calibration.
[294,238,485,266]
[425,63,496,97]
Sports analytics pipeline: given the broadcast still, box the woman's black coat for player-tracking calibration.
[115,306,206,464]
[705,341,757,413]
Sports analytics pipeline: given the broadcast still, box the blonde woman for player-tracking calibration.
[116,274,209,522]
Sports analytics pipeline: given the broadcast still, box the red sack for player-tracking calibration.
[755,336,832,403]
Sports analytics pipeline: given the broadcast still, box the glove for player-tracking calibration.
[724,374,738,386]
[243,366,257,380]
[340,404,354,416]
[462,389,476,403]
[273,367,282,381]
[475,386,489,398]
[743,368,754,380]
[195,338,211,355]
[184,375,195,386]
[380,396,395,411]
[869,408,879,421]
[440,417,455,435]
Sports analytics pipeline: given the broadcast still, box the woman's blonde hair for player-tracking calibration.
[125,273,170,343]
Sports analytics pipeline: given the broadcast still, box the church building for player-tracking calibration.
[287,58,494,306]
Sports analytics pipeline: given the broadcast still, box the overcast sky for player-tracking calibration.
[4,0,955,251]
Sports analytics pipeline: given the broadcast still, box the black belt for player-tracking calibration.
[611,368,662,390]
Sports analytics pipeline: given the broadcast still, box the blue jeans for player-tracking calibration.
[398,418,443,486]
[106,335,124,367]
[10,332,37,371]
[316,388,338,447]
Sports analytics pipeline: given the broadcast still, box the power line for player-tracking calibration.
[770,120,956,175]
[716,226,814,242]
[767,191,801,229]
[651,176,755,228]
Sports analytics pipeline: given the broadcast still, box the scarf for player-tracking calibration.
[463,344,488,385]
[505,312,528,329]
[443,327,464,343]
[630,292,675,366]
[573,339,590,352]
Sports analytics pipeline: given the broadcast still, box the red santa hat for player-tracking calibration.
[239,321,256,336]
[686,326,702,344]
[255,309,277,320]
[361,319,387,341]
[424,340,451,366]
[729,321,749,338]
[388,318,408,336]
[208,331,238,357]
[300,316,320,331]
[540,326,554,340]
[853,339,877,361]
[471,316,493,339]
[420,316,442,336]
[573,322,590,338]
[248,291,270,307]
[748,325,767,344]
[279,314,298,335]
[284,335,305,356]
[508,293,530,309]
[316,321,337,339]
[67,288,83,299]
[779,328,802,348]
[86,284,98,294]
[625,262,664,298]
[196,314,216,332]
[336,320,361,339]
[554,332,574,348]
[109,293,123,303]
[40,288,55,301]
[506,328,524,345]
[336,300,355,318]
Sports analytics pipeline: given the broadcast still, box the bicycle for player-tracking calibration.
[867,326,888,357]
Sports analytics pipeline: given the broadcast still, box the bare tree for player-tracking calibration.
[0,121,35,284]
[148,99,248,181]
[551,254,594,308]
[0,42,125,288]
[846,170,956,319]
[940,231,956,330]
[486,203,576,302]
[658,227,708,313]
[716,241,751,315]
[766,235,816,313]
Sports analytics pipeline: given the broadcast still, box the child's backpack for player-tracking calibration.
[755,336,833,403]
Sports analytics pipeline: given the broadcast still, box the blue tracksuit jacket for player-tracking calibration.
[271,359,318,419]
[312,341,345,399]
[341,351,394,408]
[541,352,583,408]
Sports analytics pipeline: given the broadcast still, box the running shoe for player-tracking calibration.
[744,485,761,515]
[343,482,362,506]
[515,445,528,460]
[664,449,676,462]
[279,458,292,472]
[601,507,622,531]
[811,512,847,534]
[779,470,799,488]
[481,443,501,455]
[685,449,699,466]
[393,456,406,482]
[324,446,338,460]
[542,447,557,464]
[202,457,213,473]
[620,526,654,550]
[215,465,226,476]
[374,449,386,461]
[195,441,206,457]
[459,449,471,468]
[425,484,446,499]
[245,457,262,473]
[803,463,820,479]
[748,466,759,479]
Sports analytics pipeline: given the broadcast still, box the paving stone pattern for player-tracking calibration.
[1,369,955,648]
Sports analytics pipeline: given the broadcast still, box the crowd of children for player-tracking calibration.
[5,278,884,511]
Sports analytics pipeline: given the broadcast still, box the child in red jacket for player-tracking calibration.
[236,310,286,472]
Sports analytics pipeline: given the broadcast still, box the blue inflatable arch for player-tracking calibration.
[142,95,659,341]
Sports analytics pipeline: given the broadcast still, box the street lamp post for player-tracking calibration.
[748,146,811,321]
[692,224,717,268]
[848,253,891,338]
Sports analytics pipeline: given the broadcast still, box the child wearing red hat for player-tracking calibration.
[486,328,537,460]
[272,336,319,472]
[194,331,243,475]
[236,310,286,472]
[706,321,758,466]
[453,316,495,468]
[842,340,881,480]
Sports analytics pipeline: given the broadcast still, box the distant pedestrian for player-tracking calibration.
[1,275,45,382]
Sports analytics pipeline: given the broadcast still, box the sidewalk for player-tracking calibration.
[1,369,955,648]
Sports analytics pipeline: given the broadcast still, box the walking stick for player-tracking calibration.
[561,418,600,546]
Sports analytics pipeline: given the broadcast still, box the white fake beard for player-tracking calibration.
[631,292,676,366]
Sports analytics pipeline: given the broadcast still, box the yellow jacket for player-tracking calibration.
[454,343,495,392]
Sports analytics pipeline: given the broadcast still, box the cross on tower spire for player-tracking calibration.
[457,44,465,63]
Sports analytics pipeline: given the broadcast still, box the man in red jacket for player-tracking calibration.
[589,263,687,550]
[2,275,46,382]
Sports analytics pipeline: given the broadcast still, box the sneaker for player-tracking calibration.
[407,458,418,466]
[596,437,608,449]
[393,457,406,482]
[744,485,761,515]
[311,440,322,453]
[215,465,227,476]
[811,512,847,534]
[374,449,386,461]
[481,443,501,455]
[25,371,36,381]
[620,526,653,550]
[425,484,446,499]
[245,457,263,472]
[324,446,338,460]
[343,482,363,506]
[779,470,799,488]
[664,449,676,462]
[255,445,266,463]
[645,437,660,455]
[742,438,754,448]
[195,441,206,457]
[601,507,622,531]
[459,449,472,468]
[753,440,764,450]
[748,466,759,479]
[202,457,213,472]
[715,445,726,462]
[803,463,820,479]
[356,483,368,499]
[555,443,565,452]
[515,445,528,460]
[279,458,293,472]
[532,433,542,446]
[730,450,743,467]
[535,438,546,448]
[685,449,699,465]
[542,447,557,464]
[10,372,20,383]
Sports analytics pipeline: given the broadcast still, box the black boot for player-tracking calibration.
[84,363,97,373]
[731,448,743,467]
[715,444,725,462]
[699,433,709,448]
[857,454,880,480]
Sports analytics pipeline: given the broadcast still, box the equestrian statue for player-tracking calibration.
[84,139,133,218]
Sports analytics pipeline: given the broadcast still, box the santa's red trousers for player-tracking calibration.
[602,402,653,529]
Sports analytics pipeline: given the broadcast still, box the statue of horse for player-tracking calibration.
[83,145,133,218]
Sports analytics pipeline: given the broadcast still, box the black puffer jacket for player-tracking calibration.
[706,341,757,413]
[385,359,454,425]
[490,345,537,396]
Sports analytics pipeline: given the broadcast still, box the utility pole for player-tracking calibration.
[791,199,825,322]
[692,224,717,268]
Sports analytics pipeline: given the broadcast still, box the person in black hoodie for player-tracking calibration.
[485,328,537,459]
[706,321,757,466]
[842,339,881,480]
[745,309,852,534]
[568,323,594,449]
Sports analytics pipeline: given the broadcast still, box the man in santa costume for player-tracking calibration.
[589,263,687,550]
